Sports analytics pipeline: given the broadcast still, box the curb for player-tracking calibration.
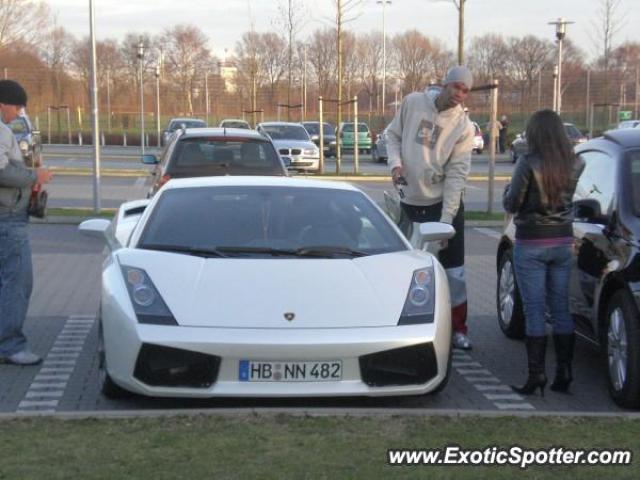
[0,407,638,421]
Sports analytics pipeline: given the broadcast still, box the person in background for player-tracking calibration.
[0,79,53,365]
[503,109,584,396]
[386,65,475,350]
[499,114,509,154]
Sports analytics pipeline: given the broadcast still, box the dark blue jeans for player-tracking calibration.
[513,244,573,337]
[0,221,32,357]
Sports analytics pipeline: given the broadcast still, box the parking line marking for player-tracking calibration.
[452,361,482,368]
[474,227,502,240]
[465,376,502,383]
[16,315,95,413]
[484,393,524,401]
[474,384,512,392]
[494,402,535,410]
[456,368,494,375]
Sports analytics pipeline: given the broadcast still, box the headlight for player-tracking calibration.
[398,267,435,325]
[121,266,178,325]
[19,140,29,152]
[303,147,318,156]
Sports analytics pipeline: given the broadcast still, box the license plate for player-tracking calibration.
[239,360,342,382]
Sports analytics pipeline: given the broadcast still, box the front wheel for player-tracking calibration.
[605,290,640,408]
[98,321,130,399]
[497,248,525,339]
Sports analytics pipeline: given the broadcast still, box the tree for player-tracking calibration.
[160,25,211,115]
[0,0,50,49]
[592,0,625,103]
[431,0,467,65]
[392,30,452,92]
[333,0,363,169]
[259,33,287,107]
[468,33,509,85]
[505,35,554,110]
[307,28,337,99]
[40,25,75,105]
[235,31,265,121]
[277,0,307,117]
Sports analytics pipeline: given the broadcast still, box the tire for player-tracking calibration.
[98,321,130,399]
[497,248,525,339]
[605,290,640,408]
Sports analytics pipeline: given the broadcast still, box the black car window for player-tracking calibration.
[169,120,205,131]
[342,124,369,133]
[302,123,319,135]
[564,124,582,139]
[168,138,284,175]
[262,125,309,141]
[574,150,617,216]
[139,186,407,256]
[628,149,640,217]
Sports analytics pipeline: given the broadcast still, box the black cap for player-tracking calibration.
[0,80,27,106]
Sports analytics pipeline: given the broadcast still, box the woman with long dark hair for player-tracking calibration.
[503,109,585,396]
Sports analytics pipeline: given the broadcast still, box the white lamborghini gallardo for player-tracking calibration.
[80,176,454,398]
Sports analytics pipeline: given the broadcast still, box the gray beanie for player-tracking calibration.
[0,80,27,106]
[443,66,473,90]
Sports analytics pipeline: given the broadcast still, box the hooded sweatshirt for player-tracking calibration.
[386,87,474,224]
[0,121,37,220]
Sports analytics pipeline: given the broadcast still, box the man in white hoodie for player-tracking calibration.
[387,66,475,350]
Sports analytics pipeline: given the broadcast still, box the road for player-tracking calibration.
[0,224,621,414]
[43,145,511,212]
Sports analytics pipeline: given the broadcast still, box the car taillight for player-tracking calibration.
[158,174,171,188]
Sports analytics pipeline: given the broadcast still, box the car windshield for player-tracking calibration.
[564,124,583,139]
[221,121,249,129]
[8,117,28,134]
[169,120,205,131]
[262,125,309,141]
[303,123,334,135]
[169,138,284,175]
[139,186,406,257]
[629,150,640,217]
[342,124,369,133]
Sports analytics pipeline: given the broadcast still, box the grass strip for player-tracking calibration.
[47,207,116,218]
[0,415,636,479]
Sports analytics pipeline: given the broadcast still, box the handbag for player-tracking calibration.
[27,184,48,218]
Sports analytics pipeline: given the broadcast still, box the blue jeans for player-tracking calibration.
[0,221,33,357]
[513,243,573,337]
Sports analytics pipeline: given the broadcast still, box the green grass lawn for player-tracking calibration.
[0,414,637,479]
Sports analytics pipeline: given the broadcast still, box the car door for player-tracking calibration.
[571,150,618,327]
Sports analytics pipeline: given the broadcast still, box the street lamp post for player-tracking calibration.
[89,0,101,212]
[155,62,161,147]
[377,0,391,119]
[548,17,574,115]
[137,39,146,155]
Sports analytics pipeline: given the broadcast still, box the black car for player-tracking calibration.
[161,118,206,146]
[301,121,336,158]
[143,128,288,196]
[510,123,587,163]
[9,111,42,167]
[496,129,640,408]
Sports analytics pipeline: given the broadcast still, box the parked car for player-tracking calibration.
[219,119,251,129]
[9,110,42,167]
[79,176,454,399]
[617,120,640,129]
[510,122,587,163]
[372,126,389,164]
[338,122,372,154]
[257,121,320,172]
[301,121,337,157]
[496,128,640,408]
[142,128,287,197]
[472,122,484,154]
[161,118,206,146]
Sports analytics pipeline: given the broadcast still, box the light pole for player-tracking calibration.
[155,62,161,147]
[377,0,391,119]
[137,38,146,155]
[548,17,574,115]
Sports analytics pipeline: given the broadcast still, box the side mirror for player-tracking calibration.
[407,222,455,251]
[574,198,603,223]
[142,154,158,165]
[79,218,121,251]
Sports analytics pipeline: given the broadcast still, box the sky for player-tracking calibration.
[51,0,640,61]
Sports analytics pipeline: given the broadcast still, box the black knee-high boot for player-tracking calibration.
[511,336,547,396]
[550,333,574,392]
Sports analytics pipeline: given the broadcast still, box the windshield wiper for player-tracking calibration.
[215,246,298,256]
[295,246,368,258]
[140,243,228,258]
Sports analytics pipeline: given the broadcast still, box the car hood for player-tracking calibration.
[271,139,316,150]
[116,249,433,328]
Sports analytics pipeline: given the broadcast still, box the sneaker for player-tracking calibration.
[3,350,42,365]
[452,332,472,350]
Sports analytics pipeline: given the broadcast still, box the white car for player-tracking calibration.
[472,122,484,154]
[257,122,320,172]
[80,176,454,399]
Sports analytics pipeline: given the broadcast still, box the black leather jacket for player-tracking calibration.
[503,153,585,240]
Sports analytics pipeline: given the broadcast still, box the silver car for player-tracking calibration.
[257,122,320,173]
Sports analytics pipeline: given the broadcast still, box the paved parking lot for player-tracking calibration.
[0,224,623,414]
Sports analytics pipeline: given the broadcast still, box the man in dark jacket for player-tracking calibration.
[0,80,53,365]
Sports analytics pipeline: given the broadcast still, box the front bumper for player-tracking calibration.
[102,307,451,398]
